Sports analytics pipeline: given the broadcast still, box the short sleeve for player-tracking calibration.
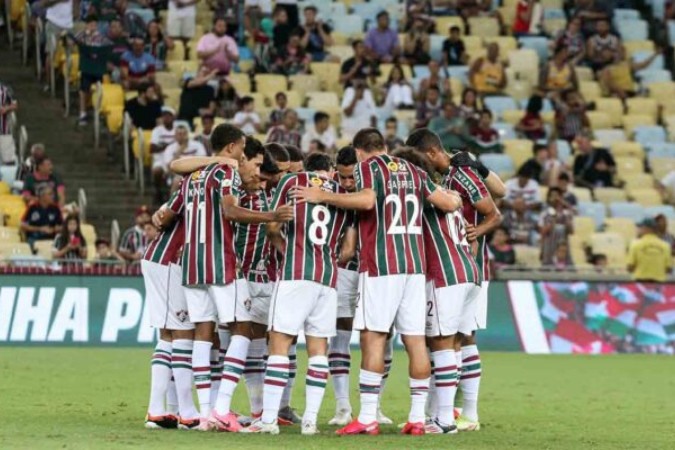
[420,169,437,199]
[270,174,294,210]
[166,180,184,214]
[150,127,161,145]
[219,166,241,197]
[341,88,354,109]
[195,35,209,53]
[354,161,373,191]
[453,167,489,205]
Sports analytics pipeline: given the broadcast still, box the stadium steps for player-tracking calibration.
[0,47,153,238]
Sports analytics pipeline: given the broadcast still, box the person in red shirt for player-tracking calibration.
[516,95,546,140]
[470,109,502,154]
[512,0,541,36]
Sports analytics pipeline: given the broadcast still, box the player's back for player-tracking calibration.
[235,189,270,283]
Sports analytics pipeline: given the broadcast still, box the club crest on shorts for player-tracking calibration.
[176,310,189,323]
[244,297,252,311]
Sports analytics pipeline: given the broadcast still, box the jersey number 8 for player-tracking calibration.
[309,205,331,246]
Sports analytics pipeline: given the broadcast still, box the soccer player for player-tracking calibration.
[405,129,504,432]
[285,144,304,173]
[293,128,462,436]
[242,153,357,435]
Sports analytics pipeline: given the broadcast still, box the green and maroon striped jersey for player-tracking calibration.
[143,188,185,266]
[119,225,147,255]
[354,154,437,276]
[446,166,491,281]
[168,163,241,286]
[235,189,270,283]
[270,172,353,288]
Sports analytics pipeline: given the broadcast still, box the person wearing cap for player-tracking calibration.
[150,107,177,204]
[121,36,157,91]
[628,218,673,282]
[196,17,240,75]
[118,205,152,262]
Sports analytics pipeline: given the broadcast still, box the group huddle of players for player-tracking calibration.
[141,123,504,436]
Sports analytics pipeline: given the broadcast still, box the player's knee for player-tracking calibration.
[461,333,476,346]
[229,321,253,338]
[158,328,172,341]
[172,329,194,340]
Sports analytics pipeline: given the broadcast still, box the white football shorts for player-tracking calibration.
[337,268,359,319]
[142,260,194,330]
[268,280,337,338]
[425,281,481,337]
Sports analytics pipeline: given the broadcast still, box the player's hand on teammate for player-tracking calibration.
[152,209,166,229]
[465,222,478,243]
[273,204,295,222]
[290,185,324,204]
[447,189,463,211]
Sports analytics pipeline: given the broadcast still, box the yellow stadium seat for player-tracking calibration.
[155,71,181,90]
[162,88,181,111]
[284,91,303,109]
[94,83,125,115]
[306,91,340,109]
[33,240,53,260]
[594,98,623,128]
[629,188,663,207]
[255,74,288,95]
[579,81,602,101]
[622,172,654,189]
[544,18,567,36]
[503,140,533,169]
[0,193,24,206]
[573,216,596,241]
[0,226,20,243]
[603,247,628,268]
[651,157,675,180]
[504,74,533,102]
[507,49,539,85]
[484,37,518,57]
[468,17,500,37]
[587,111,612,130]
[328,45,354,62]
[393,110,417,131]
[4,206,25,228]
[80,224,97,243]
[248,92,269,109]
[193,117,226,135]
[105,106,124,135]
[0,181,9,195]
[513,245,540,268]
[227,73,251,94]
[310,63,341,92]
[646,81,675,100]
[589,232,626,254]
[593,187,628,205]
[626,98,659,121]
[614,157,644,178]
[331,32,350,45]
[623,40,654,58]
[604,218,636,248]
[572,187,593,203]
[132,130,153,167]
[462,35,483,50]
[436,16,465,34]
[289,74,321,97]
[378,64,414,84]
[541,0,563,7]
[623,114,655,136]
[0,242,32,257]
[166,60,199,78]
[610,141,644,159]
[575,67,594,82]
[501,109,524,125]
[498,6,516,28]
[166,40,185,62]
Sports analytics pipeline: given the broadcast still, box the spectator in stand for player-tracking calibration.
[551,243,572,269]
[573,131,616,188]
[215,77,239,119]
[89,0,117,24]
[470,109,502,154]
[0,81,18,165]
[591,253,607,271]
[539,187,574,265]
[574,0,612,37]
[415,85,443,128]
[232,96,263,135]
[272,6,294,52]
[268,92,289,127]
[504,166,541,210]
[459,0,505,33]
[458,87,480,126]
[167,0,197,44]
[145,19,174,70]
[512,0,543,37]
[209,0,245,39]
[516,95,546,141]
[52,214,88,261]
[489,226,516,267]
[341,79,377,139]
[275,0,300,29]
[21,186,62,249]
[118,205,151,262]
[300,5,333,62]
[442,25,467,67]
[383,117,404,150]
[469,43,507,96]
[197,17,239,75]
[125,83,162,131]
[23,158,65,207]
[286,145,305,173]
[540,46,578,98]
[120,36,156,91]
[383,65,415,110]
[655,214,675,255]
[300,111,336,154]
[554,16,586,66]
[557,173,578,207]
[106,19,129,79]
[502,196,538,245]
[429,102,469,151]
[364,11,401,64]
[417,60,451,103]
[162,124,207,188]
[585,19,620,73]
[19,144,46,182]
[405,0,433,31]
[194,112,215,155]
[403,17,431,65]
[554,89,589,141]
[266,109,302,147]
[339,39,376,87]
[95,238,124,262]
[519,143,562,186]
[628,217,672,282]
[307,139,327,153]
[44,0,74,91]
[272,29,311,75]
[177,65,218,126]
[150,107,177,204]
[599,47,661,101]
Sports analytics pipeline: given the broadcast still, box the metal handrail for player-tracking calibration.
[111,219,120,249]
[93,81,102,149]
[78,188,87,222]
[5,0,14,49]
[49,33,56,97]
[18,125,27,164]
[64,39,72,117]
[35,17,43,78]
[137,129,146,195]
[21,1,28,65]
[122,112,131,179]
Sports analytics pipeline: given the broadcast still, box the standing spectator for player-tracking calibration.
[232,96,263,135]
[414,85,443,128]
[469,109,502,154]
[44,0,74,91]
[300,5,333,62]
[341,79,377,139]
[540,46,578,97]
[538,187,574,265]
[150,107,177,204]
[106,19,129,79]
[125,83,162,131]
[364,11,400,63]
[383,65,415,110]
[554,16,585,66]
[628,218,672,282]
[575,0,612,37]
[417,60,451,102]
[118,206,151,262]
[502,196,538,245]
[167,0,197,44]
[516,95,546,140]
[442,25,467,67]
[162,124,207,190]
[272,6,294,53]
[300,111,336,154]
[20,187,62,249]
[504,166,541,210]
[573,132,616,188]
[0,81,18,165]
[19,144,46,182]
[194,113,215,155]
[120,36,156,91]
[145,19,174,70]
[402,17,431,65]
[554,90,589,141]
[197,17,240,75]
[275,0,299,29]
[52,214,88,261]
[209,0,244,39]
[272,30,311,75]
[215,77,239,119]
[22,158,65,207]
[655,214,675,255]
[339,40,376,87]
[469,43,507,96]
[268,92,288,126]
[489,226,516,267]
[557,173,578,207]
[599,47,661,101]
[266,109,302,147]
[429,102,469,151]
[177,65,218,126]
[383,116,404,150]
[585,19,620,73]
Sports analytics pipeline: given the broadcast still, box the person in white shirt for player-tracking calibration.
[232,96,263,135]
[300,111,336,154]
[44,0,73,90]
[167,0,198,40]
[150,107,177,204]
[164,124,207,187]
[341,79,377,140]
[503,166,542,211]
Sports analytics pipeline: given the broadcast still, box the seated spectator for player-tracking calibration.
[540,46,578,98]
[150,107,177,204]
[442,25,468,67]
[19,144,46,182]
[383,117,405,150]
[268,92,288,127]
[272,30,311,75]
[551,243,573,269]
[286,144,305,173]
[402,18,431,65]
[417,60,451,102]
[512,0,543,36]
[341,79,377,139]
[585,19,620,73]
[22,158,65,207]
[197,17,239,75]
[489,226,516,267]
[573,131,616,188]
[300,5,333,62]
[120,36,156,91]
[215,77,239,119]
[364,11,400,63]
[554,89,589,141]
[415,85,443,128]
[469,43,507,96]
[599,47,661,101]
[21,187,62,249]
[266,109,302,147]
[339,39,376,87]
[232,96,263,135]
[0,81,18,165]
[591,253,607,271]
[429,102,469,151]
[519,143,562,186]
[177,65,218,126]
[145,19,174,70]
[557,173,578,207]
[539,187,574,265]
[301,111,336,154]
[95,238,124,262]
[516,95,546,141]
[383,65,415,110]
[118,206,151,262]
[167,0,197,42]
[575,0,612,37]
[469,109,502,154]
[553,16,585,66]
[106,19,129,80]
[504,166,541,210]
[502,196,538,245]
[125,83,162,131]
[52,214,87,261]
[194,112,215,155]
[458,87,480,126]
[655,214,675,255]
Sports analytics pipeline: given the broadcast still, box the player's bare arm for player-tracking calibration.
[473,197,503,238]
[221,195,294,224]
[169,156,239,175]
[152,207,176,229]
[265,221,286,254]
[427,188,462,212]
[338,226,358,265]
[483,172,506,199]
[450,151,506,199]
[291,186,377,211]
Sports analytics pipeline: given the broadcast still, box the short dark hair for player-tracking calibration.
[244,136,265,160]
[240,95,254,106]
[353,128,386,153]
[213,17,226,26]
[547,187,563,197]
[392,147,434,175]
[450,25,460,33]
[558,172,570,182]
[336,146,357,166]
[314,111,329,124]
[311,139,327,152]
[590,253,607,265]
[210,124,245,152]
[275,92,287,101]
[304,5,317,12]
[264,142,290,162]
[261,150,281,175]
[481,109,493,119]
[405,128,442,153]
[534,144,548,155]
[517,165,534,178]
[85,14,98,23]
[351,39,363,49]
[376,10,388,19]
[385,117,398,125]
[285,145,303,162]
[305,153,332,172]
[137,82,152,96]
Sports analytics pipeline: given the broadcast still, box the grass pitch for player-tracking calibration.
[1,349,674,449]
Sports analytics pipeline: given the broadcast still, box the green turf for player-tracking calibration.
[1,349,675,449]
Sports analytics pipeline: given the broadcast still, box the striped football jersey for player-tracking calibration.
[235,189,271,283]
[119,225,147,255]
[143,218,185,266]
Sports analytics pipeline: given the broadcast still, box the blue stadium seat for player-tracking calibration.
[333,14,364,35]
[479,154,514,175]
[594,129,627,147]
[543,8,565,20]
[632,52,665,72]
[447,66,469,86]
[556,139,572,162]
[483,96,519,120]
[295,107,317,125]
[639,70,672,84]
[518,36,549,64]
[578,201,607,229]
[644,205,675,219]
[429,34,445,61]
[493,122,516,140]
[352,3,385,29]
[613,9,640,22]
[616,19,648,41]
[634,126,667,146]
[0,165,17,187]
[609,202,645,222]
[413,65,431,80]
[652,3,666,21]
[646,143,675,158]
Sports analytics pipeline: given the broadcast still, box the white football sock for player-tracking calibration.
[357,369,382,424]
[166,378,179,415]
[280,344,297,409]
[426,360,437,419]
[432,350,458,426]
[215,335,250,415]
[303,355,329,424]
[378,336,394,410]
[148,340,172,416]
[459,345,481,422]
[172,339,199,420]
[192,340,213,418]
[262,355,289,424]
[329,330,352,412]
[209,348,222,410]
[408,377,430,424]
[244,338,267,415]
